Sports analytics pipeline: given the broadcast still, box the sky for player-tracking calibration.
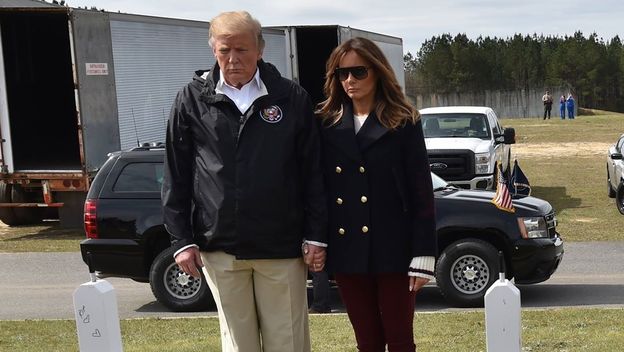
[64,0,623,55]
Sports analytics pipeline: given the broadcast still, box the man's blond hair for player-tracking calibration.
[209,11,265,52]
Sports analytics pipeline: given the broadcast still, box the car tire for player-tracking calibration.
[11,184,44,225]
[436,238,500,307]
[607,165,616,198]
[0,183,19,226]
[149,246,215,312]
[616,182,624,215]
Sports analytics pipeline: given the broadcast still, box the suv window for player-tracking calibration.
[113,163,164,192]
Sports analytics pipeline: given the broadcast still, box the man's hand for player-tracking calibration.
[409,276,430,292]
[303,243,326,272]
[175,247,204,278]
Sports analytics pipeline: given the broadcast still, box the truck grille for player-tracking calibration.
[427,150,475,182]
[545,211,557,237]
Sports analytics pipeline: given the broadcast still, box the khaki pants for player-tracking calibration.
[201,251,311,352]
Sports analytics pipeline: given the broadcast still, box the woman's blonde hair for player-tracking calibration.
[316,37,419,129]
[209,11,265,52]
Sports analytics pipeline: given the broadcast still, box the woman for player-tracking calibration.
[316,37,436,352]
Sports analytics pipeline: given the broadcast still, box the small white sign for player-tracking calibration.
[73,279,123,351]
[86,63,109,76]
[485,276,522,352]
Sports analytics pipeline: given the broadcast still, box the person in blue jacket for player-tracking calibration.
[559,95,566,119]
[566,94,575,119]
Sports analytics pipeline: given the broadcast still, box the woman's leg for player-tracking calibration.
[335,273,385,352]
[377,274,417,352]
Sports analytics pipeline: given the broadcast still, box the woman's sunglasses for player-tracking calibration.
[334,66,370,81]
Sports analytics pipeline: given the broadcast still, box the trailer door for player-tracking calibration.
[0,11,81,172]
[0,23,13,173]
[107,15,214,151]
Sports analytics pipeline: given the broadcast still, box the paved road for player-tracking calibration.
[1,242,623,320]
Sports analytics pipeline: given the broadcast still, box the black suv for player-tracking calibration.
[80,145,564,310]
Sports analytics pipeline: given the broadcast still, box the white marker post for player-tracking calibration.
[73,254,123,352]
[484,251,521,352]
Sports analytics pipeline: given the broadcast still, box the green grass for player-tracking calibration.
[1,308,622,351]
[0,222,83,252]
[502,114,624,241]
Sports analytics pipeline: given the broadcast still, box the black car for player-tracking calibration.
[80,144,564,310]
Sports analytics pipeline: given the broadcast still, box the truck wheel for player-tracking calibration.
[0,183,19,226]
[11,184,43,225]
[616,182,624,215]
[149,246,215,312]
[607,166,616,198]
[436,239,499,307]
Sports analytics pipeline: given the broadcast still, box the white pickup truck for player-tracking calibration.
[419,106,516,190]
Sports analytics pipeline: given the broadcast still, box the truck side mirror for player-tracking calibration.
[611,152,623,160]
[503,127,515,145]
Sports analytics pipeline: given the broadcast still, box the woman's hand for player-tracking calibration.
[409,276,430,292]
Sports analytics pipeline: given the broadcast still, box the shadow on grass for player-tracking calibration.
[1,223,83,242]
[530,186,582,213]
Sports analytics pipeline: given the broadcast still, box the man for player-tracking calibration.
[162,11,327,352]
[542,90,553,120]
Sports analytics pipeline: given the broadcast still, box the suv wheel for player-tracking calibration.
[607,166,616,198]
[436,239,499,307]
[616,182,624,215]
[149,246,215,312]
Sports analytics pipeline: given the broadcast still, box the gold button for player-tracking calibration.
[338,228,345,235]
[335,166,342,174]
[359,166,366,173]
[336,198,343,205]
[361,226,369,233]
[360,196,368,203]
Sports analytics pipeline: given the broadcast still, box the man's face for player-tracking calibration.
[212,32,262,88]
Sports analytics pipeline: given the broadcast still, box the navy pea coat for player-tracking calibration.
[320,104,437,274]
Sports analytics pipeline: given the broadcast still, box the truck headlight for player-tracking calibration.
[517,217,548,239]
[475,153,490,174]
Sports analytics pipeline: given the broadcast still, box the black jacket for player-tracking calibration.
[162,60,327,259]
[320,104,436,273]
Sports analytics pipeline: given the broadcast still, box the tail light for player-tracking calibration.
[84,199,98,239]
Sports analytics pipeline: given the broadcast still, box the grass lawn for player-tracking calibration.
[502,113,624,241]
[0,308,622,351]
[0,222,83,252]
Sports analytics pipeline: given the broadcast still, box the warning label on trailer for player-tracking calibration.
[85,63,109,76]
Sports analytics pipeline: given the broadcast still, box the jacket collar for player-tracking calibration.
[356,108,390,151]
[322,103,390,161]
[199,60,287,105]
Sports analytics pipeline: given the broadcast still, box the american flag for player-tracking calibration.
[491,162,515,213]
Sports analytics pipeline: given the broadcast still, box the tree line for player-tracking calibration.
[404,31,624,112]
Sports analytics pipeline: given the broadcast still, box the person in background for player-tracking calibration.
[542,90,553,120]
[162,11,327,352]
[566,93,576,119]
[309,270,332,313]
[559,95,566,119]
[316,37,437,352]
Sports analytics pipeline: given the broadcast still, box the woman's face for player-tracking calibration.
[337,50,377,104]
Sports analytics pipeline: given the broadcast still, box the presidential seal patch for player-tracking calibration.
[259,105,283,123]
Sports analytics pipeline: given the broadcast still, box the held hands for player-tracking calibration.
[175,247,204,278]
[303,243,326,272]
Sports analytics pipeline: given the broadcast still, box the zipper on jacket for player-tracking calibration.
[236,107,255,148]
